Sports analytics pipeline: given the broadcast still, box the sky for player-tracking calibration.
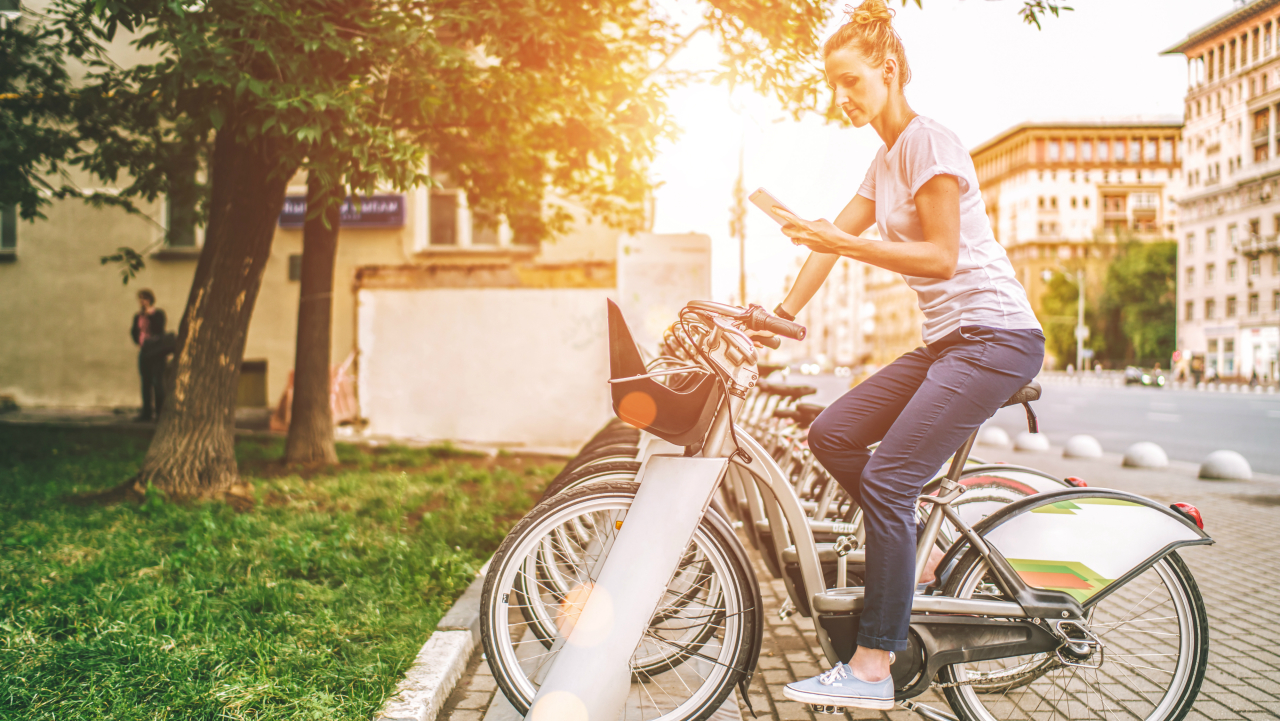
[647,0,1240,308]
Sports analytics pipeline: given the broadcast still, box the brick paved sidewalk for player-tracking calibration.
[438,450,1280,721]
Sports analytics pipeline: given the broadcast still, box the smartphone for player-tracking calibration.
[748,187,799,226]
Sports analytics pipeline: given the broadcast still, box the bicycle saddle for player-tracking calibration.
[794,402,825,428]
[1000,380,1041,408]
[774,385,817,399]
[757,363,786,378]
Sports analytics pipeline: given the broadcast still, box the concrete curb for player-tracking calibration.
[373,558,490,721]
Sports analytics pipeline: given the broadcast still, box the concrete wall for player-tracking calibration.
[357,288,614,449]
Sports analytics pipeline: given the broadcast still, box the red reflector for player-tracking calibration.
[1064,476,1088,488]
[1171,502,1204,530]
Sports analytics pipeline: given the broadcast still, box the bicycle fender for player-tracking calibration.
[970,488,1212,607]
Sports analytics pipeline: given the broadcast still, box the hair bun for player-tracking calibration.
[844,0,894,26]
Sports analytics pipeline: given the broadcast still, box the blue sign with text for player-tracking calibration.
[278,194,405,229]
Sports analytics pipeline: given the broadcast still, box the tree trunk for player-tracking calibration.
[284,174,340,464]
[135,125,292,499]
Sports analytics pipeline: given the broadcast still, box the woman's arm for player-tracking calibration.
[776,174,961,280]
[777,194,878,315]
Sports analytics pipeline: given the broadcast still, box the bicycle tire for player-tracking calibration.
[544,445,641,495]
[480,481,756,721]
[940,549,1209,721]
[539,460,641,500]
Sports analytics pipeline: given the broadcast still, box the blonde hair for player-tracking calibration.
[823,0,912,87]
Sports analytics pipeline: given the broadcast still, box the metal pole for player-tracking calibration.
[737,145,747,306]
[1076,269,1086,371]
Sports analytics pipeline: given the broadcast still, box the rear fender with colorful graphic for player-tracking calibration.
[972,488,1212,606]
[921,466,1070,528]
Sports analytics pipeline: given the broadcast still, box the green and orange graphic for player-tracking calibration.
[1007,558,1113,602]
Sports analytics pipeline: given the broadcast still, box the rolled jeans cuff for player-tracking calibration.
[857,631,910,654]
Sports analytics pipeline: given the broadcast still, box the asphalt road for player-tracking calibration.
[777,372,1280,475]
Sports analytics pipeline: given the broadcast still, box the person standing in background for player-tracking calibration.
[130,289,167,422]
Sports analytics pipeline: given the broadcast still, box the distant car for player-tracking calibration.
[793,360,823,376]
[1124,366,1166,387]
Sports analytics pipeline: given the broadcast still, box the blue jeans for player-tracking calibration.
[807,326,1045,653]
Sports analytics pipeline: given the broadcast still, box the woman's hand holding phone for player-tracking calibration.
[773,207,850,256]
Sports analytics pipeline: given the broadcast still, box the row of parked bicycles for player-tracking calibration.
[479,299,1213,721]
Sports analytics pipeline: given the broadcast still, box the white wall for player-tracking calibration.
[357,288,615,449]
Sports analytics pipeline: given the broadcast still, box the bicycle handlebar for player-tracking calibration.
[683,301,807,342]
[743,305,807,341]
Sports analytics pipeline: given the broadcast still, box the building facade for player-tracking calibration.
[1166,0,1280,381]
[969,120,1183,367]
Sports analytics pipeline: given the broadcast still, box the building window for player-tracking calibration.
[1207,263,1216,284]
[1228,259,1238,281]
[1114,139,1125,162]
[1185,266,1195,287]
[1064,140,1076,162]
[1249,293,1260,316]
[1275,290,1280,312]
[1206,227,1216,251]
[1071,197,1078,208]
[429,190,459,246]
[1083,197,1090,209]
[1251,258,1262,277]
[1050,196,1058,209]
[1038,196,1045,209]
[165,181,199,248]
[1185,301,1194,321]
[1227,295,1237,317]
[1145,139,1158,162]
[0,205,15,253]
[1160,139,1174,163]
[1185,233,1195,254]
[1048,140,1060,162]
[1256,145,1270,163]
[1227,224,1237,249]
[472,220,500,246]
[1081,140,1093,161]
[1225,339,1235,375]
[1206,298,1216,319]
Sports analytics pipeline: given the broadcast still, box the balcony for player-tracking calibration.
[1234,234,1280,258]
[1254,127,1270,143]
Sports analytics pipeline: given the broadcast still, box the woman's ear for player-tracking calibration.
[883,57,897,86]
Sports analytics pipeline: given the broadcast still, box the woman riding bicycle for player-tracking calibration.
[769,0,1045,710]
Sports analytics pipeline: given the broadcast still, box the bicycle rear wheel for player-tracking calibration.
[481,481,756,721]
[940,550,1208,721]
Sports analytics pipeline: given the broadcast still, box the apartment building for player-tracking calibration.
[1165,0,1280,381]
[969,120,1183,336]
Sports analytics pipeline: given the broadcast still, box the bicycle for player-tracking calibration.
[480,299,1213,721]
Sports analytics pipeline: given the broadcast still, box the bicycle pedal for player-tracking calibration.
[810,704,845,715]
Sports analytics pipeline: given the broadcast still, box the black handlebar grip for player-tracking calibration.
[749,333,782,350]
[743,304,807,341]
[760,314,806,341]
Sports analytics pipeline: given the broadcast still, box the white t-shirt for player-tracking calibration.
[857,116,1040,344]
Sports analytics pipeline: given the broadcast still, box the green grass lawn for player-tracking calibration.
[0,425,561,720]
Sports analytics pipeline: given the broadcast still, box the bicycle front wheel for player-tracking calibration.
[480,481,756,721]
[940,550,1209,721]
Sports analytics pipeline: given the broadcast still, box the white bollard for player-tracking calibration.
[977,426,1011,448]
[1198,450,1252,481]
[1063,434,1103,459]
[1014,432,1051,452]
[1123,442,1169,469]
